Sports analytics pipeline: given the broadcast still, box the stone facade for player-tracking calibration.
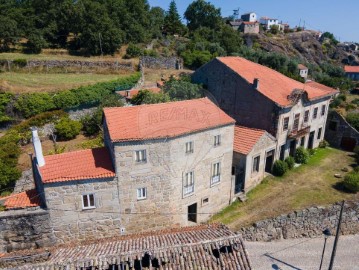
[43,178,121,243]
[325,110,359,151]
[239,201,359,241]
[0,208,55,253]
[111,124,235,234]
[139,56,183,70]
[240,22,260,34]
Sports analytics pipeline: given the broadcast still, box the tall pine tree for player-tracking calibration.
[163,1,185,35]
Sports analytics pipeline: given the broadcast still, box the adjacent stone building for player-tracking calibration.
[344,65,359,80]
[192,57,339,163]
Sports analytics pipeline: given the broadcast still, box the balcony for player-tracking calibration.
[288,123,310,139]
[183,185,194,195]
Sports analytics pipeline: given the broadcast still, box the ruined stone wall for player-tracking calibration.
[239,201,359,241]
[0,208,55,253]
[139,56,183,69]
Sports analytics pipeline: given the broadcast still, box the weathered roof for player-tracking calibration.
[4,224,252,270]
[297,64,308,70]
[305,81,338,94]
[104,98,235,142]
[217,57,339,107]
[234,126,267,155]
[2,189,41,209]
[242,21,259,25]
[39,147,116,183]
[344,65,359,73]
[117,87,161,99]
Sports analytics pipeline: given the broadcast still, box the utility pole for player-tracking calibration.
[328,200,345,270]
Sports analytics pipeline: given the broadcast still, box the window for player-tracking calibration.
[304,110,309,123]
[214,135,221,146]
[317,128,322,140]
[313,107,318,119]
[135,150,146,163]
[252,156,260,173]
[183,171,194,195]
[283,117,289,131]
[211,162,221,184]
[185,141,194,153]
[293,113,300,131]
[202,198,209,205]
[321,105,326,116]
[82,194,95,209]
[137,188,147,200]
[280,145,285,160]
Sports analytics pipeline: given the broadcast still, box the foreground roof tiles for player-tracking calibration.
[234,126,266,155]
[104,97,235,142]
[3,189,41,209]
[39,147,115,183]
[7,224,251,270]
[344,65,359,73]
[217,57,339,107]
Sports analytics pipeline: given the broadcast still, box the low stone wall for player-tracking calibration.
[239,201,359,241]
[140,56,183,69]
[0,59,134,72]
[0,208,55,253]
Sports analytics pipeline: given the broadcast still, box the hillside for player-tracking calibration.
[245,30,356,66]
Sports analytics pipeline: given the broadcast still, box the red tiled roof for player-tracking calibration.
[242,21,258,25]
[3,189,41,209]
[344,65,359,73]
[305,81,338,94]
[104,98,235,142]
[234,126,266,155]
[7,224,252,269]
[117,87,161,99]
[39,147,115,183]
[217,57,339,107]
[297,64,308,70]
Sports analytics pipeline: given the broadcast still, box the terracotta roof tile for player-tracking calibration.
[234,126,266,155]
[217,57,339,107]
[9,224,252,269]
[104,98,235,142]
[297,64,308,70]
[344,65,359,73]
[3,189,41,209]
[39,147,115,183]
[117,87,161,99]
[306,81,338,94]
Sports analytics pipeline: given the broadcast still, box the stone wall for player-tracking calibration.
[0,208,55,253]
[0,59,134,72]
[239,201,359,241]
[325,110,359,151]
[139,56,183,69]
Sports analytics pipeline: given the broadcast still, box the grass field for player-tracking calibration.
[0,52,125,61]
[212,147,359,230]
[0,72,132,93]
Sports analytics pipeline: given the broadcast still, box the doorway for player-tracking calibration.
[308,131,315,149]
[265,150,275,173]
[340,137,357,151]
[188,203,197,223]
[289,140,297,156]
[234,171,245,194]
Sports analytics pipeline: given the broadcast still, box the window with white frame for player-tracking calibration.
[313,107,318,119]
[183,171,194,195]
[135,150,146,163]
[252,156,260,173]
[214,135,221,146]
[185,141,194,153]
[304,110,310,123]
[283,117,289,131]
[82,194,95,209]
[211,162,221,184]
[321,105,326,116]
[137,187,147,200]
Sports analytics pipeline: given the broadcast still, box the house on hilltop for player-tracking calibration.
[298,64,309,79]
[259,17,279,30]
[344,65,359,80]
[241,12,257,22]
[192,57,339,168]
[28,98,235,242]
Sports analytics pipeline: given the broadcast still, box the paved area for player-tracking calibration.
[245,234,359,270]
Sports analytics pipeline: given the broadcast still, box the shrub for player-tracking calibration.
[14,93,56,118]
[272,160,288,176]
[285,156,295,169]
[319,140,329,148]
[125,43,142,58]
[346,112,359,131]
[308,148,316,156]
[55,117,82,140]
[13,58,27,67]
[294,147,309,164]
[343,172,359,193]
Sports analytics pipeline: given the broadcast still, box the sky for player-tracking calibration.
[148,0,359,42]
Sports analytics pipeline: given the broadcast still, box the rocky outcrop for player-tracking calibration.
[239,201,359,241]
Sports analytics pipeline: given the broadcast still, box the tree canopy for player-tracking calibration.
[184,0,222,31]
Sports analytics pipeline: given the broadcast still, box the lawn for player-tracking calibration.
[0,72,131,93]
[0,52,124,61]
[212,147,359,230]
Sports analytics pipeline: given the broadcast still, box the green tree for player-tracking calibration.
[163,1,185,35]
[163,79,203,100]
[14,93,56,118]
[184,0,222,31]
[149,6,165,38]
[0,16,19,51]
[131,90,170,105]
[55,117,82,140]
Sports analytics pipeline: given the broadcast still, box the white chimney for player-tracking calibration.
[253,78,260,90]
[31,127,45,167]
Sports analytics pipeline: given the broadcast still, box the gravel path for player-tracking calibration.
[245,234,359,270]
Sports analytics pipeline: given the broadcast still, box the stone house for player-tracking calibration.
[192,57,339,163]
[232,126,276,194]
[30,98,235,241]
[259,17,279,30]
[228,20,242,31]
[298,64,308,79]
[240,21,260,34]
[241,12,257,22]
[344,65,359,81]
